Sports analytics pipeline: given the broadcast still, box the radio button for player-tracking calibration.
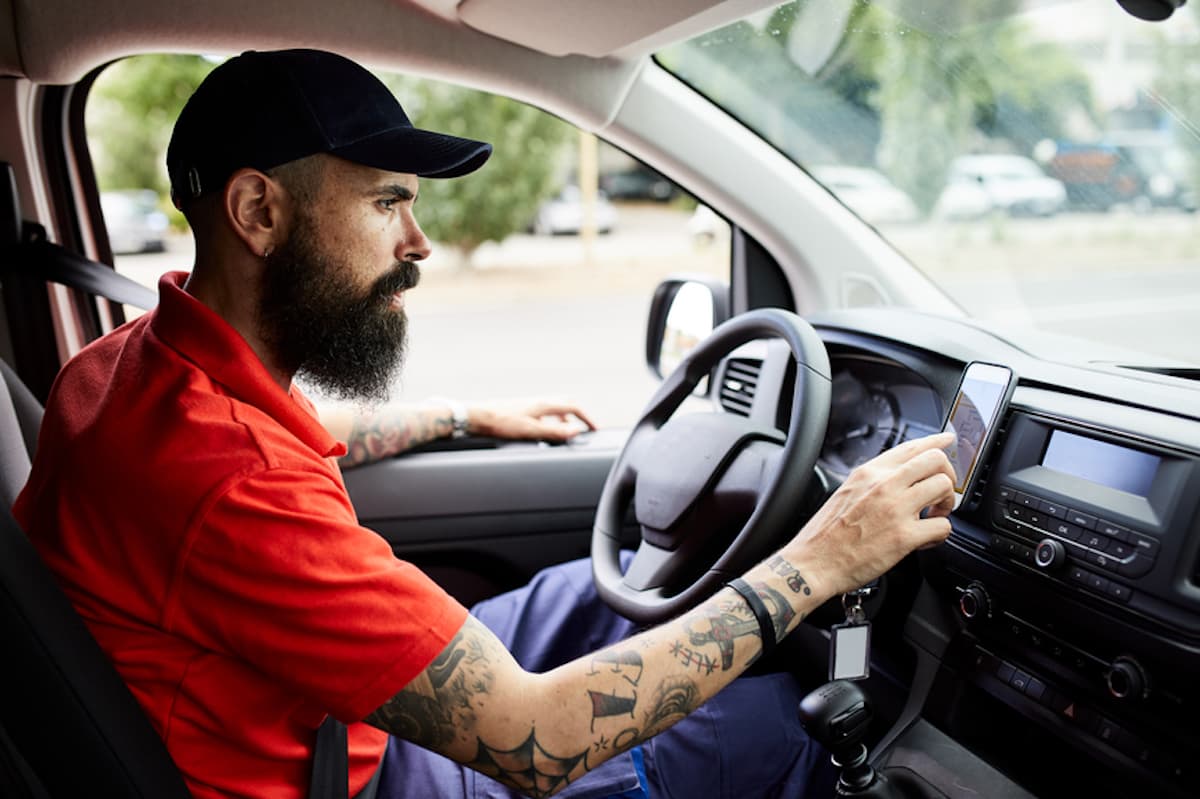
[1106,582,1132,603]
[1127,533,1159,557]
[1066,509,1097,529]
[1037,499,1066,518]
[1016,492,1040,508]
[1095,717,1124,746]
[1118,554,1154,578]
[1107,541,1134,560]
[1085,550,1118,572]
[991,503,1018,534]
[1008,504,1027,522]
[1081,532,1107,551]
[1097,520,1125,538]
[1035,539,1067,571]
[997,486,1016,502]
[1024,676,1048,702]
[1067,565,1090,585]
[1009,669,1032,692]
[1086,573,1110,593]
[1050,520,1082,541]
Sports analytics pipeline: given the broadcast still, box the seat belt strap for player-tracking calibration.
[310,715,349,799]
[6,224,157,310]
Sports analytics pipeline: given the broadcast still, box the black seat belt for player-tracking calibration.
[6,222,158,310]
[310,716,349,799]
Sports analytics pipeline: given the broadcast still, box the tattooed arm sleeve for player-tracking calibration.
[364,555,823,798]
[335,405,455,468]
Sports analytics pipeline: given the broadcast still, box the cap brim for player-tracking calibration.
[333,126,492,179]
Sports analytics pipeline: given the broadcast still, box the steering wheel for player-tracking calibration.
[592,308,832,624]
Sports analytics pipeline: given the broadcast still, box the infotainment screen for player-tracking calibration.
[1040,430,1161,497]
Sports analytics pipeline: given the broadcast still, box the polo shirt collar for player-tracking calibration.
[150,271,347,459]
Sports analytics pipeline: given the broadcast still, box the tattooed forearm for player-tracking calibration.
[758,581,798,641]
[367,554,823,797]
[339,406,453,468]
[681,607,760,670]
[668,640,719,675]
[765,554,812,596]
[641,676,701,731]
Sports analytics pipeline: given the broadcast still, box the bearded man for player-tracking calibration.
[14,48,956,799]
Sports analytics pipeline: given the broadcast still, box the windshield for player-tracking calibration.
[657,0,1200,368]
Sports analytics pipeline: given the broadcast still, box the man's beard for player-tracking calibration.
[258,220,419,405]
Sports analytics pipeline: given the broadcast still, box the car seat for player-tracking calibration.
[0,357,193,797]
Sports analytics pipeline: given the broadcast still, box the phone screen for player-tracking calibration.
[943,362,1013,502]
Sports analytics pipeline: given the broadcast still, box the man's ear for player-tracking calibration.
[223,168,286,257]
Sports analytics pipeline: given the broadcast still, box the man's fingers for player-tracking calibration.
[531,401,597,431]
[911,471,955,516]
[914,515,952,549]
[896,445,957,489]
[879,431,955,466]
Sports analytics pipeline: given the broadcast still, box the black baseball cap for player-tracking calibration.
[166,48,492,207]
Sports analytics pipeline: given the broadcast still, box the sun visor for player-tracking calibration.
[457,0,780,58]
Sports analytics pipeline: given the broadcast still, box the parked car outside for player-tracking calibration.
[530,184,618,235]
[931,177,994,220]
[99,189,169,254]
[810,165,920,224]
[1104,131,1198,212]
[599,165,679,202]
[946,154,1067,217]
[1045,141,1148,211]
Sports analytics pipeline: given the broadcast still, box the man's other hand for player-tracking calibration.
[467,398,597,443]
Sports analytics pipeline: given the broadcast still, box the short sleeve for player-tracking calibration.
[169,466,469,722]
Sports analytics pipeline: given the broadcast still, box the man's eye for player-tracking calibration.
[378,198,397,210]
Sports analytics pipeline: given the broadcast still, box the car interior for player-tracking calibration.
[2,1,1199,798]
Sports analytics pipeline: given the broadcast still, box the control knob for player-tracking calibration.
[1034,538,1067,571]
[1106,655,1150,701]
[959,582,993,620]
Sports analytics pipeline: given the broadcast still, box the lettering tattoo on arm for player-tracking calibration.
[765,554,812,596]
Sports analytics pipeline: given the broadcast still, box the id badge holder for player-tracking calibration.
[829,589,873,681]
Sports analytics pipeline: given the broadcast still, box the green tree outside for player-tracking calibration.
[380,75,574,262]
[87,54,214,226]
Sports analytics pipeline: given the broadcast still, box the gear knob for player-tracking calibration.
[797,679,873,754]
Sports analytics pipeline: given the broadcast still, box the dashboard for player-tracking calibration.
[713,308,1200,799]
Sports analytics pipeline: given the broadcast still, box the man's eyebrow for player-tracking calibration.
[373,183,416,201]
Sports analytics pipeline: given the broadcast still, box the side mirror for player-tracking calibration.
[645,275,730,387]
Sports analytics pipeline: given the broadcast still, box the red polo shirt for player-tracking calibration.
[13,271,468,798]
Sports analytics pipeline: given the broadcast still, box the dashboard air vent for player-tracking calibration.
[719,358,761,417]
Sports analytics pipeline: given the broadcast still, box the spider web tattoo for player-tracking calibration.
[468,729,589,798]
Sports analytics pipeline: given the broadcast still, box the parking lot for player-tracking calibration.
[117,203,1200,426]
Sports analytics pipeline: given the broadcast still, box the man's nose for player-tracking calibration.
[400,214,433,262]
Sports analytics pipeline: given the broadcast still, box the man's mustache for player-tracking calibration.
[375,261,421,297]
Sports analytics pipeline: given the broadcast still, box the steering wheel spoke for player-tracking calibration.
[622,541,684,592]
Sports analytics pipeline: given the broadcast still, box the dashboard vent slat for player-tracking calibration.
[719,358,761,417]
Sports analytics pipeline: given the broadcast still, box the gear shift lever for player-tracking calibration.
[798,680,903,798]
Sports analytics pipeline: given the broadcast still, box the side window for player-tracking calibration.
[85,55,731,427]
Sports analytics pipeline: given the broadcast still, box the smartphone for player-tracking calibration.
[942,362,1016,510]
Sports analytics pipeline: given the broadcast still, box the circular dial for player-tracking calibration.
[823,385,902,474]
